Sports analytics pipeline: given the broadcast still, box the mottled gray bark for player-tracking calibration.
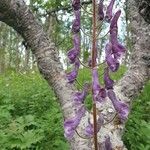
[0,0,149,150]
[135,0,150,23]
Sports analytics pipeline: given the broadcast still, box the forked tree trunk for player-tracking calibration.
[0,0,149,149]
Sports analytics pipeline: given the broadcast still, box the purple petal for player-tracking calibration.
[109,10,121,45]
[92,68,100,90]
[67,34,80,63]
[105,0,116,22]
[72,10,81,33]
[64,120,75,139]
[66,60,80,83]
[73,34,80,52]
[67,47,78,64]
[96,88,107,102]
[98,0,104,21]
[74,83,90,103]
[85,114,104,137]
[110,10,121,30]
[112,42,126,59]
[72,0,81,10]
[107,90,129,122]
[92,69,106,102]
[105,136,112,150]
[74,59,80,69]
[66,69,78,83]
[106,55,119,72]
[64,106,86,139]
[85,119,93,136]
[109,10,126,58]
[104,68,114,89]
[105,43,112,58]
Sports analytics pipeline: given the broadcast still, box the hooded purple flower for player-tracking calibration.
[92,68,106,102]
[85,114,104,137]
[72,0,81,10]
[66,60,80,83]
[109,10,121,45]
[106,54,119,72]
[98,0,104,21]
[72,10,81,33]
[107,90,129,122]
[74,83,90,104]
[109,10,126,58]
[104,136,112,150]
[67,34,80,63]
[105,0,116,22]
[110,10,121,32]
[64,106,86,139]
[104,68,114,90]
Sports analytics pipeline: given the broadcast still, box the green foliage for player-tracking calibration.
[0,71,69,150]
[123,81,150,150]
[0,68,149,150]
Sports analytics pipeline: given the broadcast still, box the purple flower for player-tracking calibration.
[105,0,116,22]
[64,120,75,139]
[85,119,93,137]
[92,68,106,103]
[104,136,112,150]
[72,10,81,33]
[66,60,80,83]
[107,90,129,122]
[104,68,114,90]
[74,83,90,104]
[98,0,104,21]
[110,10,121,31]
[67,34,80,63]
[85,114,104,137]
[64,106,86,139]
[67,47,78,64]
[112,42,126,59]
[105,43,112,58]
[72,0,81,10]
[109,10,126,58]
[109,10,121,49]
[106,54,119,72]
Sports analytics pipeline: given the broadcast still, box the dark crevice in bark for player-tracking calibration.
[135,0,150,23]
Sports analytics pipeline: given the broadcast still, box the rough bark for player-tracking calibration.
[135,0,150,23]
[0,0,149,150]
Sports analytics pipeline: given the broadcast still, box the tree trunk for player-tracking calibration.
[135,0,150,24]
[0,0,149,149]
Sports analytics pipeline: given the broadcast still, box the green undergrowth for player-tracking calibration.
[0,67,149,150]
[123,81,150,150]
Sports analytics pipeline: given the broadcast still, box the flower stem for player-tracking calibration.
[92,0,98,150]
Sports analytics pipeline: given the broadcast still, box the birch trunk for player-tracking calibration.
[0,0,149,149]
